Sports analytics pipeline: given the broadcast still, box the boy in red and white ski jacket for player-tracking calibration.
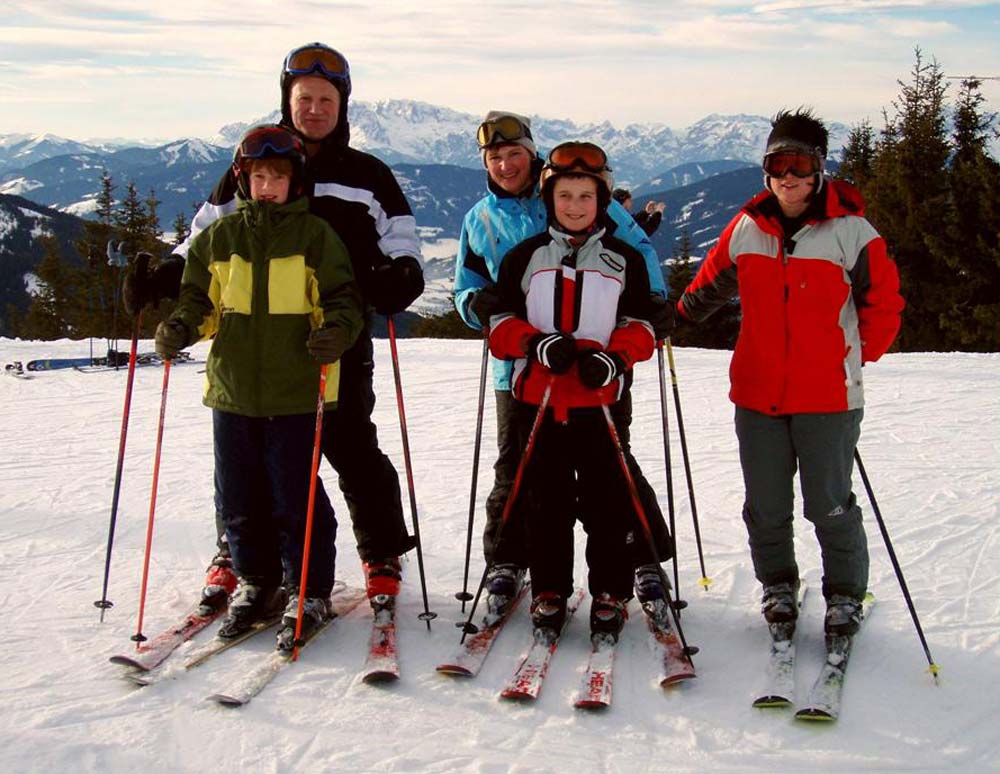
[486,143,660,641]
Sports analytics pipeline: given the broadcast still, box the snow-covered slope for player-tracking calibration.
[0,338,995,772]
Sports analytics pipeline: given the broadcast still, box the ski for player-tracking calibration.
[436,584,529,677]
[109,604,222,673]
[4,362,33,379]
[206,586,366,707]
[642,598,697,687]
[361,595,399,684]
[573,632,617,709]
[753,582,809,708]
[125,614,282,687]
[795,592,875,722]
[499,587,586,702]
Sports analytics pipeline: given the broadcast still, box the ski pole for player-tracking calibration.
[459,378,553,642]
[291,365,329,662]
[602,403,698,666]
[456,333,490,612]
[854,449,940,683]
[387,316,437,629]
[131,358,172,646]
[94,251,149,621]
[655,341,684,611]
[665,339,711,590]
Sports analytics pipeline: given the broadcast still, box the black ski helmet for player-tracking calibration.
[280,43,352,146]
[232,124,307,200]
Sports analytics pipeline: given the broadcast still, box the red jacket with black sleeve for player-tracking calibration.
[678,178,904,415]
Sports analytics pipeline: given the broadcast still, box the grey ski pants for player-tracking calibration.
[734,406,868,600]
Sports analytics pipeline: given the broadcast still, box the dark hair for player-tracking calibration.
[612,188,631,204]
[766,108,828,157]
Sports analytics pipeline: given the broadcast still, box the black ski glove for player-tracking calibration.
[528,332,577,374]
[646,294,676,341]
[370,255,425,315]
[123,255,184,315]
[468,285,502,327]
[154,319,190,360]
[578,349,626,389]
[307,325,354,364]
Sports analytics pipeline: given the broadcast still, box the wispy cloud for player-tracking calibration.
[1,1,997,139]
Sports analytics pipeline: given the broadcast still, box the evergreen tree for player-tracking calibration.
[409,294,480,339]
[669,228,740,350]
[172,210,190,247]
[838,120,875,186]
[20,237,75,340]
[863,49,953,351]
[931,78,1000,350]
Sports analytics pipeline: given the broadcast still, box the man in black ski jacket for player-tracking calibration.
[125,43,423,612]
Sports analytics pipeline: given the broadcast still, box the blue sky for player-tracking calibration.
[2,1,999,141]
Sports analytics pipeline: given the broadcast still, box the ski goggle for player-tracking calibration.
[238,126,302,160]
[763,151,821,179]
[477,115,532,149]
[283,44,351,82]
[546,142,610,174]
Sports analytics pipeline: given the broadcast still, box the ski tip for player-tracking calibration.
[207,694,246,707]
[574,699,610,710]
[499,690,536,702]
[109,655,148,671]
[362,670,399,685]
[661,673,697,688]
[435,664,474,677]
[794,708,837,722]
[752,695,793,709]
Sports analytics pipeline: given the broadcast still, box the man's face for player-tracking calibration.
[484,144,533,195]
[290,75,341,141]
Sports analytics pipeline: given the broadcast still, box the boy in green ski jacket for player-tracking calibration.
[155,124,363,650]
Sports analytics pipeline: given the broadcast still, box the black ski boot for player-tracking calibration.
[761,580,800,624]
[486,563,526,619]
[530,592,567,640]
[276,591,332,652]
[590,593,628,644]
[825,594,863,636]
[217,581,286,639]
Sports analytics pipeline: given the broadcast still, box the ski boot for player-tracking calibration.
[529,592,567,643]
[197,550,238,617]
[216,581,286,639]
[824,594,863,636]
[276,591,332,652]
[761,580,800,624]
[590,592,628,645]
[485,563,526,619]
[362,558,402,600]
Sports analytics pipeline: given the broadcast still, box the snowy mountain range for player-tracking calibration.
[0,101,851,332]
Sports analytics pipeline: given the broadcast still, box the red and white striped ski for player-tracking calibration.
[500,587,586,702]
[361,598,399,683]
[642,599,697,687]
[109,603,222,673]
[436,585,528,677]
[573,633,617,709]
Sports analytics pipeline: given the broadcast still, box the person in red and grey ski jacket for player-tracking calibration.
[678,109,904,638]
[486,142,661,642]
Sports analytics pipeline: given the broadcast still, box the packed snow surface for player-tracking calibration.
[0,337,997,773]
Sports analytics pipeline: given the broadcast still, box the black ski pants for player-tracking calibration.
[513,402,637,601]
[214,410,337,597]
[483,388,673,568]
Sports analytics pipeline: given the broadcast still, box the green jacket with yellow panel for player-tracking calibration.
[171,195,362,417]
